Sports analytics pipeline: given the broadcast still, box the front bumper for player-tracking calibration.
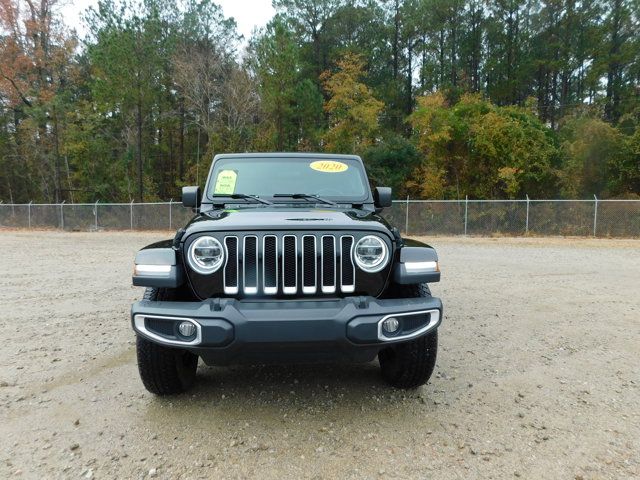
[131,296,442,365]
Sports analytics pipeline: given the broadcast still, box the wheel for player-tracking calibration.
[136,287,199,395]
[378,282,438,389]
[381,282,431,299]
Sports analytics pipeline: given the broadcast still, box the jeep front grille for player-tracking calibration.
[223,234,355,296]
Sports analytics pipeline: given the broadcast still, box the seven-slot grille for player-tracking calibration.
[222,234,356,296]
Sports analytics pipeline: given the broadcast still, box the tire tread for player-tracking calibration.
[136,287,198,395]
[378,282,438,389]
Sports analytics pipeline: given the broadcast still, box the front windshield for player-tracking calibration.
[207,157,369,202]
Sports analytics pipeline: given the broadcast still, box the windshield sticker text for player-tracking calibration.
[309,160,348,173]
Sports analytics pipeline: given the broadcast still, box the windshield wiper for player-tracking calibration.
[273,193,338,206]
[211,193,273,205]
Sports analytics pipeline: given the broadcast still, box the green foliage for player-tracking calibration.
[62,100,132,201]
[558,117,632,198]
[615,127,640,196]
[252,17,324,151]
[409,93,560,199]
[362,135,421,195]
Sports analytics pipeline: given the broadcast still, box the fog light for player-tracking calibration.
[178,321,196,338]
[382,317,400,334]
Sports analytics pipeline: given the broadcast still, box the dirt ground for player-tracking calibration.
[0,231,638,479]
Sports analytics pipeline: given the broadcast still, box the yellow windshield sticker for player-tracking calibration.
[214,170,237,194]
[310,160,348,173]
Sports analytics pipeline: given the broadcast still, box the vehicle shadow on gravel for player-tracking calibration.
[141,361,436,427]
[198,361,386,393]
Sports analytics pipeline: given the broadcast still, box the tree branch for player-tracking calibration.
[0,72,32,107]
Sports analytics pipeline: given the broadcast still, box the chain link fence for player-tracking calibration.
[0,199,639,237]
[0,201,194,232]
[381,198,639,237]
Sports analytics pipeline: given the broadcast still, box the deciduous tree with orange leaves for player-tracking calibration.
[0,0,76,202]
[321,53,383,155]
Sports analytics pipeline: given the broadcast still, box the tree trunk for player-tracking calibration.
[137,91,143,202]
[438,29,445,88]
[53,106,61,203]
[605,0,622,122]
[179,96,185,181]
[392,0,400,80]
[406,41,413,116]
[421,34,427,90]
[169,128,174,197]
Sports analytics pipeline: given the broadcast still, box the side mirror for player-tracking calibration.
[374,187,392,209]
[182,186,201,209]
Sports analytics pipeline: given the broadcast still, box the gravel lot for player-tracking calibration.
[0,231,638,479]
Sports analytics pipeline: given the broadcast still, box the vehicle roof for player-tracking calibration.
[212,152,363,161]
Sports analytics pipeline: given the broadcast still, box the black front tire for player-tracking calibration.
[378,283,438,389]
[136,288,199,395]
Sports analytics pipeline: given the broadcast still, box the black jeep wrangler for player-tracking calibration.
[131,153,442,394]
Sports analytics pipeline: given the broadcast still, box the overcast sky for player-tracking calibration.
[60,0,275,41]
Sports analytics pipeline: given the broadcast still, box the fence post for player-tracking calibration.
[525,195,530,234]
[593,194,598,237]
[94,200,99,230]
[464,195,468,235]
[405,195,409,234]
[130,199,134,230]
[60,200,65,230]
[28,201,32,228]
[169,199,173,230]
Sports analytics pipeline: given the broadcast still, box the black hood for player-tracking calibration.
[183,206,394,238]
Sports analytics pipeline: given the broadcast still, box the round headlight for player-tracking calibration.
[188,236,224,274]
[354,235,389,272]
